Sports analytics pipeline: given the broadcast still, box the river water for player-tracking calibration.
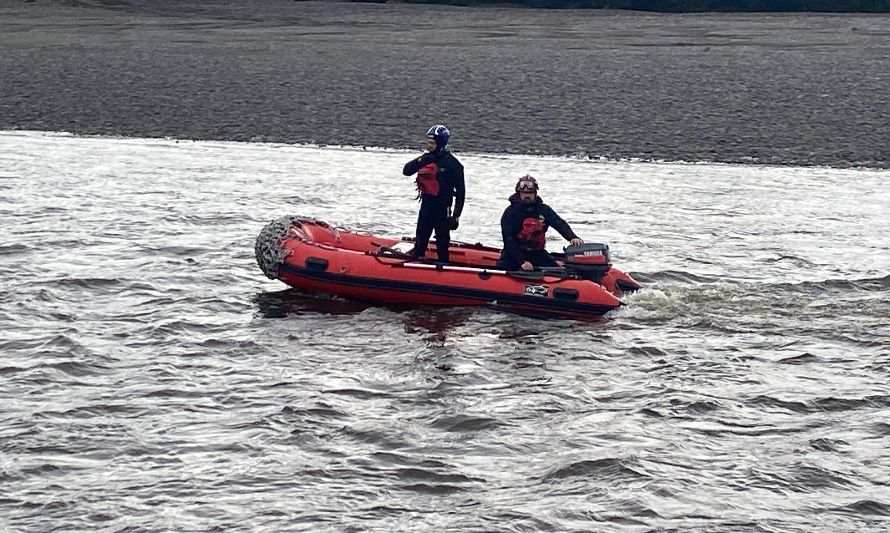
[1,131,888,531]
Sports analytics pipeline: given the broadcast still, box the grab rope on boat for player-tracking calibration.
[370,246,415,264]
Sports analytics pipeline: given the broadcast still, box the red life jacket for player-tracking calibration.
[517,216,546,250]
[415,163,440,196]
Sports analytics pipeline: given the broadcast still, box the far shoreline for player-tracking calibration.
[2,1,888,169]
[390,0,890,13]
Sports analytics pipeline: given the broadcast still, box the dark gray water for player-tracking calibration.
[2,132,889,531]
[1,0,889,167]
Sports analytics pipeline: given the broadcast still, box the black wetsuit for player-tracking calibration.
[402,149,465,262]
[497,193,578,270]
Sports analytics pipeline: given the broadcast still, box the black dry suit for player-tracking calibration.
[497,193,579,271]
[402,149,465,262]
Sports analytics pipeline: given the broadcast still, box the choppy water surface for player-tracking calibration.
[1,131,889,532]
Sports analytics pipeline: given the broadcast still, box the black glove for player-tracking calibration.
[418,152,436,166]
[449,216,459,231]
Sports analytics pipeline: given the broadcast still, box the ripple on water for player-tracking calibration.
[1,131,889,531]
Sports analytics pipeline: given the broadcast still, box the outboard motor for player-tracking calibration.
[564,243,611,282]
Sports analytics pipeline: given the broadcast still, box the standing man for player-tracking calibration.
[402,124,465,263]
[497,174,583,271]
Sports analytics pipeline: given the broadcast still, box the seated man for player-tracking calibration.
[496,175,583,271]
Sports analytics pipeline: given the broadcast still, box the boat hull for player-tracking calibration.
[256,216,642,319]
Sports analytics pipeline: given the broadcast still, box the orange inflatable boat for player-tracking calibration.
[255,216,642,319]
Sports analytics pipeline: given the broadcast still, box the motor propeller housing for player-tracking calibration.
[563,243,611,282]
